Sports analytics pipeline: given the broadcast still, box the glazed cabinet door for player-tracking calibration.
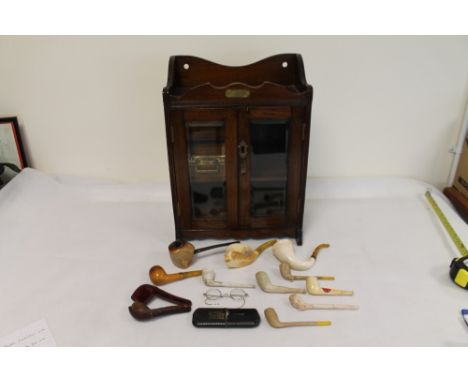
[238,106,305,229]
[171,109,238,231]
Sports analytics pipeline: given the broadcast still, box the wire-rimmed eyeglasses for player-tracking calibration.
[203,288,248,308]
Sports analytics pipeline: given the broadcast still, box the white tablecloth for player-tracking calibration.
[1,169,467,346]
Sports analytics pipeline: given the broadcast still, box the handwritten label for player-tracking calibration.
[0,319,56,347]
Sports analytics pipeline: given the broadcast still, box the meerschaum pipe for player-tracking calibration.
[289,294,359,311]
[256,271,306,293]
[225,239,277,268]
[149,265,202,285]
[264,307,331,328]
[169,240,240,269]
[279,262,335,281]
[272,239,330,271]
[305,276,354,296]
[202,269,256,288]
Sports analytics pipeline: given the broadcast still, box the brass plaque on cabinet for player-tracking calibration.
[225,88,250,98]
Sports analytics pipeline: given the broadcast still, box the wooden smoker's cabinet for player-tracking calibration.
[163,54,312,244]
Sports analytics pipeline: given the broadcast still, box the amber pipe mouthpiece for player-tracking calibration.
[168,240,240,269]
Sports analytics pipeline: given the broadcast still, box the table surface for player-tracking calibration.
[1,169,467,346]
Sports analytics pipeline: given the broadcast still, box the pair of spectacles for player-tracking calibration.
[129,284,192,321]
[203,288,248,308]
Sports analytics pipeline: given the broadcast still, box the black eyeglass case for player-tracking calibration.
[192,308,261,328]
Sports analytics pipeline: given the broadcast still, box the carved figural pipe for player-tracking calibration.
[202,269,256,288]
[305,276,354,296]
[256,271,306,294]
[279,262,335,282]
[224,239,277,268]
[264,307,331,328]
[149,265,202,285]
[289,294,359,311]
[272,239,330,271]
[169,240,240,269]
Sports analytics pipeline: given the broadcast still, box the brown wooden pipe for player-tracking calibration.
[149,265,202,285]
[168,240,240,269]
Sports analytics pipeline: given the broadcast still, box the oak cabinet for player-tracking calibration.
[163,54,312,244]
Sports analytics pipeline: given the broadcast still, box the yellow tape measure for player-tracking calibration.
[425,191,468,289]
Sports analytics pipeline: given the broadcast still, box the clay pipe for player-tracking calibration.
[289,294,359,311]
[264,307,331,328]
[202,269,256,288]
[255,271,306,294]
[305,276,354,296]
[149,265,202,285]
[279,262,335,281]
[169,240,240,269]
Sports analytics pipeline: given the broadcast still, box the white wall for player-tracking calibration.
[0,36,467,187]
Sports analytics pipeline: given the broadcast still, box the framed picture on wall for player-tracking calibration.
[0,117,27,188]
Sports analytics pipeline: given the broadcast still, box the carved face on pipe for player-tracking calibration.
[224,240,277,268]
[272,239,330,271]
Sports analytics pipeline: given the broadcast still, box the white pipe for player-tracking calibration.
[448,95,468,186]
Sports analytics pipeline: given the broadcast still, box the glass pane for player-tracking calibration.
[186,121,227,220]
[250,120,289,217]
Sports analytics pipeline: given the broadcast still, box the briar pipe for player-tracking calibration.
[149,265,202,285]
[264,307,331,328]
[225,239,277,268]
[128,284,192,321]
[129,301,191,321]
[169,240,240,269]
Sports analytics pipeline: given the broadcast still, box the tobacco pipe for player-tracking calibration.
[279,262,335,281]
[128,284,192,321]
[305,276,354,296]
[289,294,359,311]
[272,239,330,271]
[264,307,331,328]
[169,240,240,269]
[224,239,277,268]
[149,265,202,285]
[255,271,306,294]
[129,302,190,320]
[201,269,256,288]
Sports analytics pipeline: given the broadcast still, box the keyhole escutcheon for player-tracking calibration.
[238,140,249,175]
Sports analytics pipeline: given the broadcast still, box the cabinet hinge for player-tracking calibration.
[176,201,181,216]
